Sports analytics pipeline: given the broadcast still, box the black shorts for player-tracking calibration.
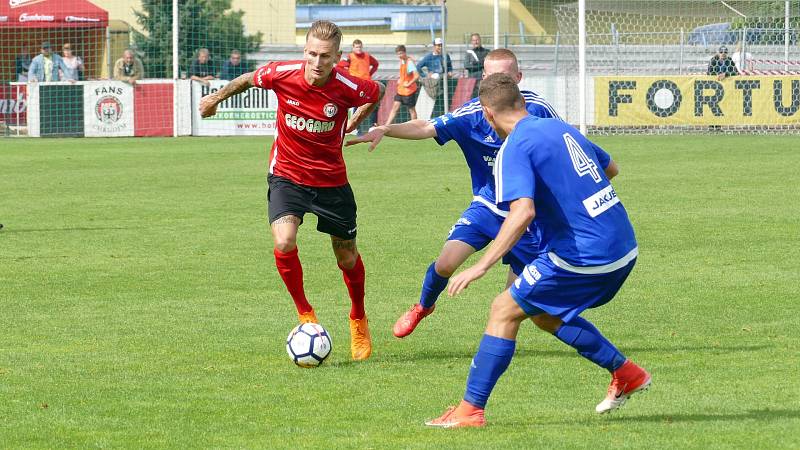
[267,175,357,240]
[394,90,419,107]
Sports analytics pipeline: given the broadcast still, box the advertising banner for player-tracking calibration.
[192,80,277,136]
[594,75,800,126]
[0,83,26,126]
[83,81,134,137]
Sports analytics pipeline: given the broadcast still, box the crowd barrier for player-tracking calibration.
[7,75,798,137]
[7,77,481,137]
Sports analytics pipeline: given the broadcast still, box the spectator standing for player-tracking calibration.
[190,48,217,85]
[15,48,32,82]
[730,42,753,73]
[417,37,453,79]
[28,42,66,82]
[60,43,83,81]
[463,33,489,79]
[383,45,419,125]
[220,49,248,80]
[707,45,739,80]
[338,39,380,132]
[113,49,145,85]
[338,39,379,81]
[417,38,454,118]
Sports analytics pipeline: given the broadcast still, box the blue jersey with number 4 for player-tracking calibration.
[494,116,636,266]
[431,91,559,206]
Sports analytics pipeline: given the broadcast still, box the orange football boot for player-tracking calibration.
[596,360,651,413]
[425,401,486,428]
[349,316,372,360]
[393,304,435,338]
[298,309,318,324]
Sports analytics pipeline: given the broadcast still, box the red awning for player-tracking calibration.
[0,0,108,28]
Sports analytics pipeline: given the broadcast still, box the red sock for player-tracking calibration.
[339,255,365,320]
[274,247,313,315]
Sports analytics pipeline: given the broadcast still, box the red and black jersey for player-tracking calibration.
[253,61,381,187]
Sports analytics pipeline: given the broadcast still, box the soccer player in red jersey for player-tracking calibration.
[198,20,384,361]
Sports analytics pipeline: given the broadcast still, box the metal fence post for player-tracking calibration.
[679,28,684,75]
[173,0,179,137]
[553,32,560,76]
[612,23,619,74]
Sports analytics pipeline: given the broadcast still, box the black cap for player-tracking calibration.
[718,45,728,53]
[41,41,51,49]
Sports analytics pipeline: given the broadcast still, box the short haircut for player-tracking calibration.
[123,49,134,57]
[198,48,209,56]
[485,48,519,71]
[479,73,524,112]
[353,39,363,46]
[230,49,241,56]
[470,33,481,39]
[306,20,342,50]
[395,45,407,52]
[62,43,72,50]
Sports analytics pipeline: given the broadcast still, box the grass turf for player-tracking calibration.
[1,134,799,448]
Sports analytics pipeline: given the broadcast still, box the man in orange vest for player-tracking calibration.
[338,39,379,81]
[383,45,419,125]
[338,39,381,133]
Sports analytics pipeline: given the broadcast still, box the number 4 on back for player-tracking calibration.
[563,133,601,183]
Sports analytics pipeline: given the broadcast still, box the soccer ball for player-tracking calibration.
[286,323,332,368]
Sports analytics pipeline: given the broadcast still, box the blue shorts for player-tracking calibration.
[509,254,636,323]
[447,201,539,275]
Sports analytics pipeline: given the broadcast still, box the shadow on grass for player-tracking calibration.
[623,344,771,354]
[327,348,573,367]
[0,226,138,233]
[604,408,800,423]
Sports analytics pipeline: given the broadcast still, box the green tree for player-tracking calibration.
[731,0,800,44]
[133,0,263,79]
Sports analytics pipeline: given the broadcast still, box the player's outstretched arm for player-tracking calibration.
[345,119,437,151]
[448,198,535,296]
[198,71,255,118]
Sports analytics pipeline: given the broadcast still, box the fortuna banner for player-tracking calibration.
[594,75,800,126]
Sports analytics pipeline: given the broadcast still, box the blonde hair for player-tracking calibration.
[306,20,342,50]
[485,49,520,72]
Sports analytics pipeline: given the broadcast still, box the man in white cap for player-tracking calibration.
[417,37,453,79]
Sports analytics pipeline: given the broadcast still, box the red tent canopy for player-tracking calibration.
[0,0,108,28]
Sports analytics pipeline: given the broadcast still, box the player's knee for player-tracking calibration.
[433,260,456,278]
[273,236,297,253]
[488,293,518,323]
[335,251,358,269]
[530,314,562,334]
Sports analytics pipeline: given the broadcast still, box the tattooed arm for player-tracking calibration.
[198,72,255,118]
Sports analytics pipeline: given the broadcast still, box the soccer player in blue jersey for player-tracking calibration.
[425,73,651,428]
[347,49,560,338]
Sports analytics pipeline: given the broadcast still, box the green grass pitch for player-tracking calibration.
[1,134,799,448]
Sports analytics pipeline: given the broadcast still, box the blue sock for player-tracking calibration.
[419,262,448,308]
[555,316,626,372]
[463,334,516,408]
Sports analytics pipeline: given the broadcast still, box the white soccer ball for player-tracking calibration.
[286,323,332,368]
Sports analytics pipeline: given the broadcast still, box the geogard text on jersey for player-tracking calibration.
[284,114,335,133]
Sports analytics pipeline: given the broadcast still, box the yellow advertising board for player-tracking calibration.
[594,76,800,126]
